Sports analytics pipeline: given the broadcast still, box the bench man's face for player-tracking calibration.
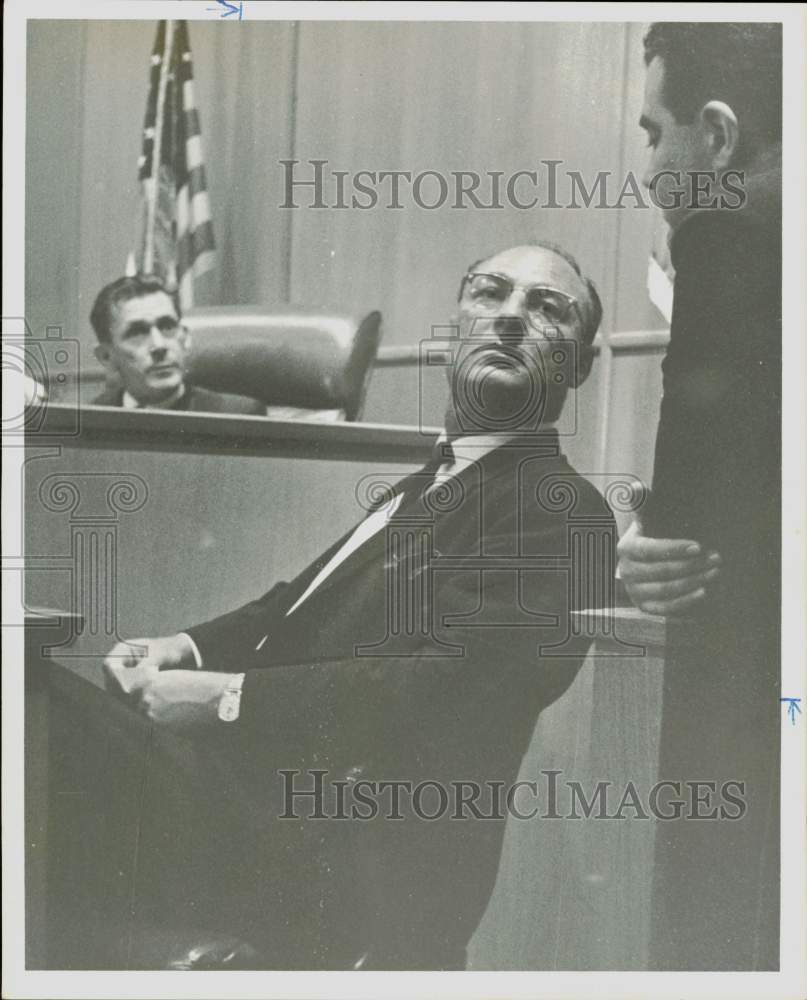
[451,245,592,432]
[95,291,189,405]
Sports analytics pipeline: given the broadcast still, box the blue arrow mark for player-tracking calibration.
[207,1,244,19]
[780,697,802,725]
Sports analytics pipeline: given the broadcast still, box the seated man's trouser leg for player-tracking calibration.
[45,664,371,968]
[45,663,487,969]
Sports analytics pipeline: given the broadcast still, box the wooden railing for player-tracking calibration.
[30,402,438,464]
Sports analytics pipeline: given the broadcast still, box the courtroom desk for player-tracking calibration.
[469,606,666,970]
[24,405,431,657]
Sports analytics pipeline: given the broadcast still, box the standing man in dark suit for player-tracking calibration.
[90,273,265,414]
[618,23,781,969]
[100,242,614,969]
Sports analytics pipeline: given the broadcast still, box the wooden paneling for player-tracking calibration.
[291,20,632,440]
[605,346,665,533]
[75,21,157,351]
[25,21,86,348]
[469,621,665,970]
[24,438,418,684]
[188,21,297,306]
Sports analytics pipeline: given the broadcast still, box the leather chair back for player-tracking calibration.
[184,306,382,422]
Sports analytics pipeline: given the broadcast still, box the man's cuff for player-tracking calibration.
[217,673,246,722]
[178,631,204,669]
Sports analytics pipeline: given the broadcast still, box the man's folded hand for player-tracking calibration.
[104,664,232,730]
[103,633,196,685]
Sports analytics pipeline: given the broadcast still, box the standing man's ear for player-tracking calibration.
[700,101,740,169]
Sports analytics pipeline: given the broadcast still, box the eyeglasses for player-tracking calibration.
[461,272,579,330]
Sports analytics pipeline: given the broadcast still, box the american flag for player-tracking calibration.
[130,20,215,308]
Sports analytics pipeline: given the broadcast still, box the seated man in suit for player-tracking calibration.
[90,273,265,414]
[100,242,614,970]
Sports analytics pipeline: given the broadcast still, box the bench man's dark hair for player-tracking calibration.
[90,274,181,345]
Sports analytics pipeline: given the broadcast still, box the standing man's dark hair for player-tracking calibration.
[643,22,782,165]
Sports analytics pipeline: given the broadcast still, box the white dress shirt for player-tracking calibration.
[122,387,185,409]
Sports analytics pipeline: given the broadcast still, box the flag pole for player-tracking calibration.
[143,20,174,275]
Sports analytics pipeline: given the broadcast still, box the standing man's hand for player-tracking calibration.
[617,520,722,616]
[103,634,197,695]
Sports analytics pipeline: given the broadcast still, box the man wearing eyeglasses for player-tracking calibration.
[95,241,613,970]
[90,273,264,414]
[451,242,598,429]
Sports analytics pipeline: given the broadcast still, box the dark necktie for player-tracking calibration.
[432,436,456,469]
[393,436,457,510]
[424,437,458,498]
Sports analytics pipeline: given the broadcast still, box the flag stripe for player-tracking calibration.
[176,184,189,236]
[182,80,196,109]
[183,109,201,138]
[190,189,212,226]
[177,220,215,276]
[186,165,209,200]
[175,183,212,230]
[186,134,203,171]
[191,249,216,277]
[131,19,215,305]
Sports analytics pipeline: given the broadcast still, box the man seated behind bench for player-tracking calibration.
[90,273,265,414]
[100,241,615,970]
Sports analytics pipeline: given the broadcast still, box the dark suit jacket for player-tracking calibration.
[644,208,780,628]
[91,383,266,415]
[643,201,781,969]
[183,432,615,968]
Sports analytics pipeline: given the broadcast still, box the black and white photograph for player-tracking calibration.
[3,2,805,998]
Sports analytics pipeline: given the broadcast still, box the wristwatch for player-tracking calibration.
[217,673,245,722]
